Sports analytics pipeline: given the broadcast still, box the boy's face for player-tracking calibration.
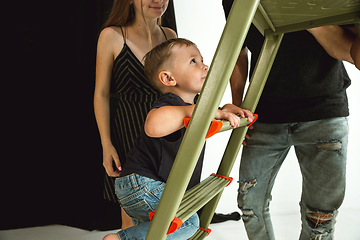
[169,44,209,95]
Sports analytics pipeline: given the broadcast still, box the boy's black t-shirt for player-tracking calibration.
[120,92,204,190]
[223,0,351,123]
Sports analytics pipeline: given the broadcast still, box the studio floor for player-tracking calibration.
[0,209,358,240]
[1,195,359,240]
[2,145,360,240]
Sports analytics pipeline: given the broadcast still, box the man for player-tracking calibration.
[222,0,357,239]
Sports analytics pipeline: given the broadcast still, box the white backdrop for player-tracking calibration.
[173,0,360,238]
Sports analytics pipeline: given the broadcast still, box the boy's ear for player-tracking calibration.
[158,71,176,87]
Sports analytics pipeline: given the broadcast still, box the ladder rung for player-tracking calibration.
[187,227,211,240]
[184,114,258,138]
[181,177,217,203]
[184,118,223,139]
[177,174,233,221]
[219,113,258,133]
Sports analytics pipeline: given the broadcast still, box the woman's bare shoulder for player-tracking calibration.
[98,26,125,55]
[99,26,124,44]
[162,27,177,39]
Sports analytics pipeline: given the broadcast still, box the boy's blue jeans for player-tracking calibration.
[238,117,348,240]
[114,174,199,240]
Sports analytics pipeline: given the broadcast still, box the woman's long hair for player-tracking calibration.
[104,0,135,28]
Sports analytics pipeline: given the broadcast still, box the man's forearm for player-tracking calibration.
[230,48,249,107]
[307,25,355,63]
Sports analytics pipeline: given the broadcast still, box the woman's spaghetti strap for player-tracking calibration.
[119,26,126,43]
[159,26,168,40]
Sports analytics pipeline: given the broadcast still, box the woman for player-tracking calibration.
[94,0,177,229]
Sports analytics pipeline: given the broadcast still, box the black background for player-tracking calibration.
[2,0,176,230]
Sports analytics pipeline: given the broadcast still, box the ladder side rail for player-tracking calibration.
[145,0,260,239]
[199,33,284,228]
[241,34,284,113]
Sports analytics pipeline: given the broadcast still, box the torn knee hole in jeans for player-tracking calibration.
[241,209,255,218]
[306,209,333,228]
[239,180,257,219]
[311,232,329,240]
[316,140,342,151]
[239,179,257,194]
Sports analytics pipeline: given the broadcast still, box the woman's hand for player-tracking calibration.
[102,143,122,177]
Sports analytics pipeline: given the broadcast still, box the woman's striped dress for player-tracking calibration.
[104,41,162,203]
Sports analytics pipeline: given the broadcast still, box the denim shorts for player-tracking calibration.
[114,174,199,239]
[115,174,166,225]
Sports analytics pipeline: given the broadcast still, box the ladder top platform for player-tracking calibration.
[253,0,360,36]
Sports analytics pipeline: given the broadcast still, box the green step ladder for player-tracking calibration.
[145,1,360,239]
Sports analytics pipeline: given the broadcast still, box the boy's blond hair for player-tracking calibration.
[144,38,196,92]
